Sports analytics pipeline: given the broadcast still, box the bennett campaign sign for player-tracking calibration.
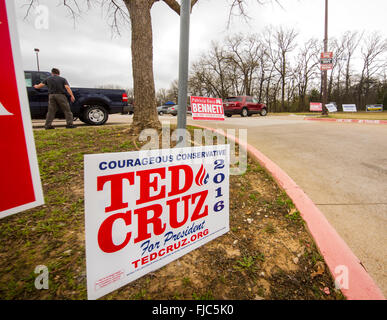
[310,102,323,112]
[0,0,44,218]
[84,145,230,299]
[190,96,225,121]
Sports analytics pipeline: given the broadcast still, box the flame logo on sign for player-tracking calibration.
[0,102,13,116]
[195,164,209,186]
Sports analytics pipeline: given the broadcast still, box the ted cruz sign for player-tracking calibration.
[190,96,225,121]
[0,0,44,218]
[84,145,230,299]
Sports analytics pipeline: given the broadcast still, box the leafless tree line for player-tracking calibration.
[174,27,387,112]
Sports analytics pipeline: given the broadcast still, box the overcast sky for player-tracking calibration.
[15,0,387,90]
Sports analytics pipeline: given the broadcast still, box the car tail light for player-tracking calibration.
[122,93,128,102]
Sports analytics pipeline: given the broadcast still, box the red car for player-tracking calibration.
[223,96,267,117]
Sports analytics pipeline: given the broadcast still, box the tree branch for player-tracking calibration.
[162,0,199,15]
[162,0,180,15]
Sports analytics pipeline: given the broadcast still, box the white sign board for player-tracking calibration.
[342,104,357,112]
[84,145,230,300]
[325,103,338,113]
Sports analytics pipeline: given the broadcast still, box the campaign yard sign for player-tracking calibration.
[342,104,357,112]
[366,104,383,112]
[325,103,338,113]
[0,0,44,218]
[310,102,323,112]
[190,96,225,121]
[84,145,230,299]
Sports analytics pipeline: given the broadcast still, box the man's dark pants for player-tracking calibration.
[45,94,73,128]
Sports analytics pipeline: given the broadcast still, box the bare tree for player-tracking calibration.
[358,32,387,107]
[293,38,319,111]
[24,0,283,132]
[265,26,298,111]
[340,31,363,101]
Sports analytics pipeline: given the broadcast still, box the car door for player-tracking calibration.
[34,72,50,116]
[252,98,261,112]
[24,71,43,118]
[245,96,256,112]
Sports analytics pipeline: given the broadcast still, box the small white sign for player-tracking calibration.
[342,104,357,112]
[84,145,230,300]
[325,103,338,113]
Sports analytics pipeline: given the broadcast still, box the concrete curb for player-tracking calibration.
[195,124,385,300]
[304,117,387,125]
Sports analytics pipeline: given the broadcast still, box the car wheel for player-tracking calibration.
[159,111,164,116]
[241,107,248,117]
[226,114,232,118]
[83,105,108,125]
[260,108,268,116]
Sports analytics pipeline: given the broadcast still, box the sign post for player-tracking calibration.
[0,0,44,219]
[177,0,191,143]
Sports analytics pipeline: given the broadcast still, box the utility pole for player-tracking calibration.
[177,0,190,143]
[34,48,40,72]
[322,0,328,115]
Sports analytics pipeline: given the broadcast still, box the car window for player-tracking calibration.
[246,97,253,103]
[25,72,32,87]
[37,72,50,84]
[225,97,242,102]
[252,98,259,104]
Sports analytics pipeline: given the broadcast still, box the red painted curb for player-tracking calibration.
[195,124,385,300]
[304,117,387,125]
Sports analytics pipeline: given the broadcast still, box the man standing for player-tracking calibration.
[34,68,76,129]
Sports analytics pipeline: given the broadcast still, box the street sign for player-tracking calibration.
[320,58,333,64]
[320,64,333,71]
[320,52,333,70]
[0,0,44,218]
[321,52,333,59]
[190,96,225,121]
[84,145,230,299]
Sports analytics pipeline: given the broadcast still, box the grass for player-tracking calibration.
[0,124,344,300]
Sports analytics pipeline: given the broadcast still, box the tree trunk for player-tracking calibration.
[125,0,161,133]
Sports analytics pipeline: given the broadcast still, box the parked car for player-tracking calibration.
[167,105,178,116]
[25,70,128,125]
[122,104,134,115]
[167,105,192,116]
[157,105,170,115]
[223,96,267,117]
